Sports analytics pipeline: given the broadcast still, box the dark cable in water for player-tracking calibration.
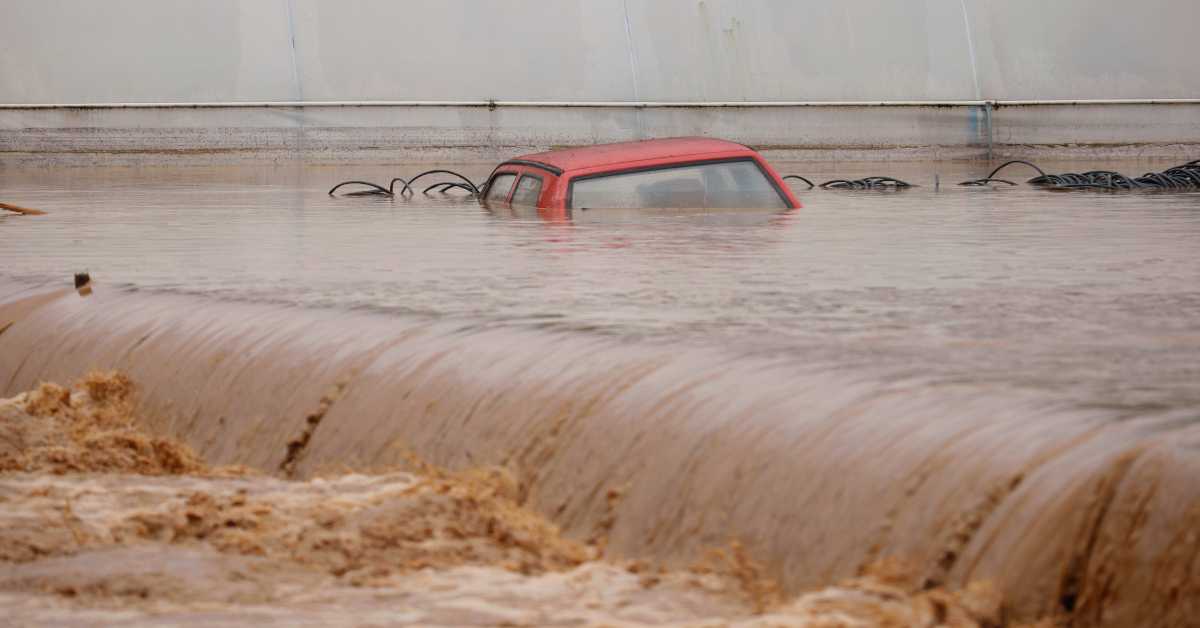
[327,179,404,197]
[328,170,482,197]
[960,159,1200,190]
[958,160,1045,186]
[782,175,815,190]
[783,158,1198,193]
[399,170,482,196]
[782,175,914,190]
[819,176,913,190]
[424,182,479,195]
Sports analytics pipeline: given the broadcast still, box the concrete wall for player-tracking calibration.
[4,0,1198,103]
[2,0,1198,162]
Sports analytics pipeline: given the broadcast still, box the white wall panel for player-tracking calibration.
[971,0,1200,100]
[624,0,979,101]
[289,1,634,101]
[0,0,297,103]
[2,0,1196,104]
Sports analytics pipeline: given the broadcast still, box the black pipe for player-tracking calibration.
[399,170,481,196]
[328,180,395,196]
[782,175,815,190]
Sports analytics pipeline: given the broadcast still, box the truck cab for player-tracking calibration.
[481,137,801,211]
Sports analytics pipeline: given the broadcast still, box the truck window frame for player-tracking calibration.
[565,157,793,210]
[485,172,519,203]
[511,174,544,207]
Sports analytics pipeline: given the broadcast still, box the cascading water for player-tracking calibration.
[3,279,1198,624]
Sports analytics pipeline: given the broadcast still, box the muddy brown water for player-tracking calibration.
[2,160,1200,624]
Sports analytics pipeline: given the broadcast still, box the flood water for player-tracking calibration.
[4,159,1200,624]
[2,160,1198,411]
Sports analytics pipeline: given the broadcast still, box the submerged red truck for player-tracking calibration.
[481,137,801,210]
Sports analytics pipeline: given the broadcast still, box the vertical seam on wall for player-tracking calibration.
[621,0,641,101]
[621,0,645,137]
[959,0,987,158]
[285,0,304,102]
[958,0,981,100]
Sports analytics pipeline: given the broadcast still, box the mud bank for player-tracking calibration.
[1,281,1198,625]
[0,373,1009,626]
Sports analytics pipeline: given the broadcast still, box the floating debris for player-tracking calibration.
[74,272,92,296]
[0,201,47,216]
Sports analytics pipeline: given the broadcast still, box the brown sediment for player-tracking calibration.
[278,378,348,478]
[753,559,1007,628]
[0,375,1011,626]
[0,372,208,476]
[692,540,784,614]
[115,466,592,578]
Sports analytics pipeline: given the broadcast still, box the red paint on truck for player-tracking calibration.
[481,137,801,211]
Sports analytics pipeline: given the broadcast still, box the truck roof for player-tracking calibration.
[510,137,758,175]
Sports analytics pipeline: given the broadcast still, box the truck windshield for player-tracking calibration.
[569,160,788,210]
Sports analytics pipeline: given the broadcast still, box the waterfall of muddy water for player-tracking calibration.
[1,373,1007,625]
[2,161,1200,625]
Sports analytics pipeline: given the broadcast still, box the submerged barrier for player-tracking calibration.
[1,279,1198,625]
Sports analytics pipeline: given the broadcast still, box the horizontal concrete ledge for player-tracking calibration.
[5,99,1200,109]
[3,101,1198,165]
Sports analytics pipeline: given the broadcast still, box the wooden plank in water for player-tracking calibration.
[0,202,47,216]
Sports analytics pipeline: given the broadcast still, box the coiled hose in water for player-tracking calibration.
[327,178,409,197]
[958,160,1045,187]
[960,159,1200,190]
[782,175,915,190]
[329,170,484,197]
[820,176,913,190]
[782,175,815,190]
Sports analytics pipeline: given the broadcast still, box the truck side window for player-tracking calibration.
[511,175,543,207]
[485,173,517,203]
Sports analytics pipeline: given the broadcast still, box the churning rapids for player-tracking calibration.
[2,161,1199,626]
